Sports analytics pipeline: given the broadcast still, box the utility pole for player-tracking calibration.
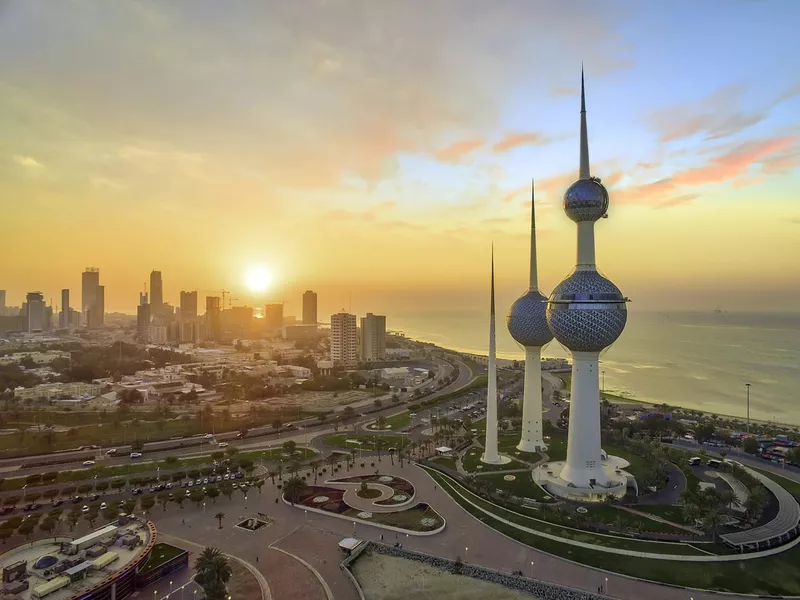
[745,383,751,434]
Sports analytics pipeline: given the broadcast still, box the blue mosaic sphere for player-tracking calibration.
[546,270,627,352]
[564,178,609,222]
[507,290,553,347]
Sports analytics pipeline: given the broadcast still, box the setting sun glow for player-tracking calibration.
[244,266,272,294]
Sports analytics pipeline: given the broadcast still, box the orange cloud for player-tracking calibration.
[672,136,797,186]
[492,132,547,152]
[500,186,527,204]
[434,139,484,162]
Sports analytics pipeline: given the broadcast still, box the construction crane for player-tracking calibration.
[199,289,234,309]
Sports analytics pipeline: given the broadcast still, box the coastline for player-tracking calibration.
[413,337,798,429]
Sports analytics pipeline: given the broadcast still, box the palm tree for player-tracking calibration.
[214,512,225,529]
[701,509,723,541]
[195,547,232,600]
[284,476,307,505]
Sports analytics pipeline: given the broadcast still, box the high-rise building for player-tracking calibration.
[507,181,553,452]
[60,289,70,328]
[26,292,45,332]
[180,291,198,319]
[0,290,5,311]
[204,296,221,342]
[137,303,151,341]
[150,271,163,312]
[537,70,629,502]
[330,311,358,366]
[360,313,386,361]
[91,285,105,328]
[81,268,100,325]
[302,290,318,325]
[139,292,148,306]
[264,303,284,332]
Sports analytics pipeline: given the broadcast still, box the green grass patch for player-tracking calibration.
[323,434,409,452]
[635,505,686,523]
[425,468,800,595]
[344,504,444,532]
[478,472,551,502]
[367,411,410,431]
[140,543,186,575]
[461,447,528,473]
[497,437,541,463]
[542,435,567,461]
[429,456,457,470]
[428,468,702,555]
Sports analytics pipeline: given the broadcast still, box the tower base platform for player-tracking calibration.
[481,453,512,466]
[533,454,634,502]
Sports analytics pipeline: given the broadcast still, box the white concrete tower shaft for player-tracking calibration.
[482,247,503,464]
[517,181,547,453]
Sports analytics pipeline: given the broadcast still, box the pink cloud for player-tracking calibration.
[435,139,484,162]
[492,132,548,152]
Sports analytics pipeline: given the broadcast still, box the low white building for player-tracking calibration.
[385,348,412,360]
[0,351,70,365]
[14,381,102,401]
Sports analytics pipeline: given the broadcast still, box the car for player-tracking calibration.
[72,496,83,504]
[218,442,229,448]
[149,486,157,493]
[82,460,96,467]
[81,505,90,513]
[204,433,213,439]
[235,432,244,439]
[203,478,209,485]
[89,494,100,501]
[131,488,142,495]
[99,502,107,510]
[118,499,126,506]
[165,483,173,489]
[195,479,202,485]
[51,499,63,507]
[0,507,13,515]
[106,448,118,456]
[223,474,230,480]
[185,489,191,496]
[130,452,142,459]
[23,504,36,512]
[235,472,244,479]
[187,481,194,488]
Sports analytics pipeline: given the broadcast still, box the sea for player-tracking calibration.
[389,309,800,427]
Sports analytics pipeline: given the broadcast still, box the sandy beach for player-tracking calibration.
[352,552,538,600]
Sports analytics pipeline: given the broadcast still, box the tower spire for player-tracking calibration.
[491,243,495,317]
[579,64,590,180]
[529,179,539,292]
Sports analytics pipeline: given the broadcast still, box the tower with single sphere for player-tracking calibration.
[507,181,553,452]
[543,69,629,497]
[482,247,511,465]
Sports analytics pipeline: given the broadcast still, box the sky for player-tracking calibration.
[1,0,799,319]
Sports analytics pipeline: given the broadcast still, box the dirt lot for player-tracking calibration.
[352,553,537,600]
[260,390,377,411]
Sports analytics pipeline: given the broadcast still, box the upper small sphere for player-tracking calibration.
[564,178,609,222]
[507,290,553,347]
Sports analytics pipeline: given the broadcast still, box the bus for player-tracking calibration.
[707,459,722,468]
[688,457,702,466]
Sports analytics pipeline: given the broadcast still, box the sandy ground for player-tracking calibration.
[353,553,538,600]
[262,390,376,411]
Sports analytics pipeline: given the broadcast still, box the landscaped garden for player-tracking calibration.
[140,543,187,576]
[327,474,415,506]
[323,434,410,451]
[461,446,528,473]
[290,484,443,533]
[366,411,410,431]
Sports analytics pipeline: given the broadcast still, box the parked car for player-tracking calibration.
[81,505,90,513]
[89,494,100,501]
[0,507,14,515]
[72,496,83,504]
[131,488,142,495]
[99,502,107,510]
[51,499,63,507]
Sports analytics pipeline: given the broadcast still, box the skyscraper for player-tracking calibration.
[481,249,509,465]
[139,292,148,306]
[90,285,105,327]
[137,303,151,341]
[330,311,358,366]
[81,268,100,325]
[507,182,553,452]
[264,303,284,332]
[0,290,5,312]
[60,289,70,328]
[205,296,221,342]
[180,291,198,318]
[302,290,318,325]
[26,292,44,332]
[150,271,163,312]
[360,313,386,361]
[539,70,629,501]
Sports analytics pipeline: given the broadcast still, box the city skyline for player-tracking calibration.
[1,1,799,315]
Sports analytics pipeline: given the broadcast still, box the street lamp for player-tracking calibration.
[203,502,206,514]
[529,561,534,578]
[605,577,608,594]
[22,484,27,502]
[465,546,468,562]
[169,581,173,594]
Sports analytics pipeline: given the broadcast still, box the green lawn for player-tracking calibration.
[635,505,686,523]
[497,437,541,463]
[429,468,702,555]
[426,467,800,595]
[461,446,528,473]
[600,443,650,483]
[367,411,410,431]
[542,435,568,461]
[429,456,457,470]
[478,471,551,501]
[323,434,410,451]
[344,504,444,532]
[139,543,186,575]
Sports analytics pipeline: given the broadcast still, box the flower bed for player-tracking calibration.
[294,486,349,514]
[327,474,415,505]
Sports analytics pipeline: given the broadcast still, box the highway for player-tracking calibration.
[0,358,478,480]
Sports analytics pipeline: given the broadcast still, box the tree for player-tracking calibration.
[284,476,307,504]
[694,423,716,444]
[206,487,220,503]
[195,548,232,600]
[373,399,382,409]
[343,406,355,421]
[214,512,225,529]
[219,482,234,501]
[190,489,205,508]
[267,470,278,485]
[17,520,35,539]
[224,446,239,458]
[272,419,282,431]
[130,439,144,452]
[253,479,265,495]
[742,437,760,455]
[282,440,297,455]
[157,491,171,511]
[376,416,387,430]
[140,495,156,513]
[39,518,56,536]
[164,455,180,468]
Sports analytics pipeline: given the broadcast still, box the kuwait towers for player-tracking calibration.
[481,247,511,465]
[539,69,629,499]
[507,182,553,452]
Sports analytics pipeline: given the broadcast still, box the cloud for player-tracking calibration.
[672,136,797,186]
[500,186,528,204]
[12,155,42,168]
[434,139,484,162]
[492,132,548,152]
[550,87,578,96]
[646,84,765,142]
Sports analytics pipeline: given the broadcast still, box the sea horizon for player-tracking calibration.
[389,309,800,428]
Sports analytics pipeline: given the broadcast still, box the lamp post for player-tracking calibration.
[203,502,206,514]
[529,561,534,578]
[22,484,27,502]
[169,581,173,594]
[465,546,468,563]
[745,383,751,435]
[605,577,608,594]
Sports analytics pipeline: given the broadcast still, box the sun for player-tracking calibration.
[244,266,272,294]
